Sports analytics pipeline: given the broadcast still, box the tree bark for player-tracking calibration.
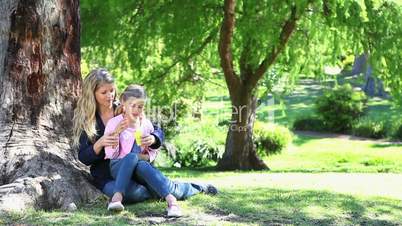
[217,85,268,170]
[0,0,102,212]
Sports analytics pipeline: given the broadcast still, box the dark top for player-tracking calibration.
[77,110,164,190]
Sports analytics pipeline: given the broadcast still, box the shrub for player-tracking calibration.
[293,117,327,132]
[151,98,191,139]
[352,120,387,139]
[173,139,224,167]
[315,84,367,132]
[254,122,293,156]
[393,123,402,141]
[217,119,231,127]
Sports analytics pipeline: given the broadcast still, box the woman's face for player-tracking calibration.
[123,97,145,122]
[95,83,116,110]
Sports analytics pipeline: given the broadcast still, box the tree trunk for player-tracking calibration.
[0,0,102,212]
[217,86,268,170]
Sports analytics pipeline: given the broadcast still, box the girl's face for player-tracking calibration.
[123,97,145,122]
[95,83,116,110]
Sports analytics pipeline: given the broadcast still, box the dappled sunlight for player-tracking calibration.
[188,188,402,225]
[2,173,402,225]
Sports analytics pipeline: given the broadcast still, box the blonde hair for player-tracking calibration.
[72,68,115,147]
[115,84,147,115]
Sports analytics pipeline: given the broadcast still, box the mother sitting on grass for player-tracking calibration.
[72,68,217,217]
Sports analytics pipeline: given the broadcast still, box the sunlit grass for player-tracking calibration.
[2,171,402,225]
[265,134,402,173]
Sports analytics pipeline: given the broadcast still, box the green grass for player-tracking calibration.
[265,134,402,173]
[9,77,397,225]
[257,79,402,128]
[2,171,402,225]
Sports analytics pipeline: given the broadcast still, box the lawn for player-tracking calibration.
[3,78,401,225]
[2,170,402,225]
[265,133,402,173]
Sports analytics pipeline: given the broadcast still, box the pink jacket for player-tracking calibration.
[104,114,158,162]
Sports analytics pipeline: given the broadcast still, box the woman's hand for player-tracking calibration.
[141,134,155,148]
[93,134,119,155]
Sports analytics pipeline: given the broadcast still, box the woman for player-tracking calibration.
[72,68,217,216]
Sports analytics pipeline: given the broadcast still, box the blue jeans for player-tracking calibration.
[133,160,202,200]
[109,152,139,196]
[102,159,203,203]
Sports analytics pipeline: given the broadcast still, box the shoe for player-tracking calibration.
[203,184,218,196]
[166,204,182,217]
[107,201,124,211]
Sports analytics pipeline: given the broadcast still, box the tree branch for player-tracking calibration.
[250,5,298,88]
[218,0,240,94]
[154,26,219,82]
[239,38,253,83]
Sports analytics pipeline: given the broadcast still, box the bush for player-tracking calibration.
[315,84,367,132]
[170,117,226,167]
[217,119,231,127]
[254,122,293,156]
[293,117,327,132]
[173,139,224,167]
[393,123,402,141]
[352,120,387,139]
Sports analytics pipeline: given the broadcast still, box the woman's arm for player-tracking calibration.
[77,131,104,166]
[78,130,120,165]
[149,123,164,149]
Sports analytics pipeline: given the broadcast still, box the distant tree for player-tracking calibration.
[348,53,387,97]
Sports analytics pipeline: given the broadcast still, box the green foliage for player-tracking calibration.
[81,0,222,110]
[174,139,223,168]
[254,122,293,156]
[149,97,192,140]
[293,117,327,132]
[352,119,387,139]
[81,0,402,107]
[315,84,367,132]
[393,123,402,141]
[170,117,226,167]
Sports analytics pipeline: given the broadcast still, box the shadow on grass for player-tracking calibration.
[371,143,402,148]
[189,188,402,226]
[3,188,401,225]
[159,166,219,178]
[291,134,323,146]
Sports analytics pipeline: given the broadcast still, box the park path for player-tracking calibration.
[295,130,402,144]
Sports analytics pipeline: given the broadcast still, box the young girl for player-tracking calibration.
[104,85,182,217]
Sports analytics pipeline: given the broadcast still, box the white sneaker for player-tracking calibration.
[107,201,124,211]
[166,204,182,217]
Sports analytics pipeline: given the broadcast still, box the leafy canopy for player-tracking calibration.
[81,0,402,104]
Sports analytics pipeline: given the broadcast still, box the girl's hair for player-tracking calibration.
[72,68,115,147]
[115,84,147,115]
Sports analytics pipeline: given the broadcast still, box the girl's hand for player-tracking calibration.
[114,118,129,135]
[141,135,155,148]
[93,134,119,154]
